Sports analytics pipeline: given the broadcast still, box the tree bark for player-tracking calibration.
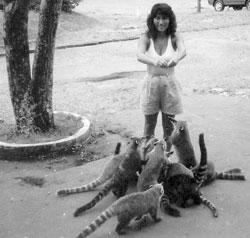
[3,0,34,131]
[32,0,63,131]
[3,0,63,133]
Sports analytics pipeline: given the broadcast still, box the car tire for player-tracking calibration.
[214,0,225,11]
[233,6,243,10]
[246,0,250,10]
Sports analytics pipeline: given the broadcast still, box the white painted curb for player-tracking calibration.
[0,111,92,160]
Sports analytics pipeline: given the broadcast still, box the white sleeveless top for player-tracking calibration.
[146,37,176,76]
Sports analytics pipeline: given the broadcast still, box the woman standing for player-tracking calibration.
[137,3,186,151]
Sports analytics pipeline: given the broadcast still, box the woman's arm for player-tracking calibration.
[175,32,187,61]
[137,34,166,67]
[167,32,187,67]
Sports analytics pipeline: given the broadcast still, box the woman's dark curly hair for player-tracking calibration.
[146,3,177,40]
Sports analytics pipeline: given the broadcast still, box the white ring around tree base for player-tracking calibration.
[0,111,92,161]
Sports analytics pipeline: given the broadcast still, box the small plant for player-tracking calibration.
[62,0,81,13]
[16,92,41,137]
[15,176,45,187]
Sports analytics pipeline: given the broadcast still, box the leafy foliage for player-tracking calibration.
[29,0,81,13]
[62,0,81,13]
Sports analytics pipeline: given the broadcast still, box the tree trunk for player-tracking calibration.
[3,0,63,133]
[3,0,34,132]
[32,0,63,131]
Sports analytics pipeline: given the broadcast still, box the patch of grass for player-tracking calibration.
[0,112,83,144]
[1,4,249,50]
[0,10,101,48]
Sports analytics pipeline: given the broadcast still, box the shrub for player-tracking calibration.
[62,0,80,13]
[29,0,81,13]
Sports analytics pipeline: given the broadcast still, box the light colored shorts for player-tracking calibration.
[140,73,183,115]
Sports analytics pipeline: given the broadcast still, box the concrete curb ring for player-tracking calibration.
[0,111,92,161]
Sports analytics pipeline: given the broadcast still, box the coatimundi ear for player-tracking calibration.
[129,137,140,145]
[166,151,174,157]
[149,183,164,188]
[135,138,140,145]
[165,152,172,163]
[153,139,165,146]
[179,126,185,131]
[169,116,177,125]
[153,139,162,145]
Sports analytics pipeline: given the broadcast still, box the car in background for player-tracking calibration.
[208,0,250,11]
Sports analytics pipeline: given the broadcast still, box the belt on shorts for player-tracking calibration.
[146,72,174,78]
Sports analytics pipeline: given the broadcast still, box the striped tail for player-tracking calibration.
[224,168,242,174]
[216,172,246,180]
[160,194,181,217]
[193,133,207,187]
[56,176,107,196]
[114,142,121,155]
[200,195,218,217]
[57,143,121,196]
[76,208,115,238]
[74,182,113,217]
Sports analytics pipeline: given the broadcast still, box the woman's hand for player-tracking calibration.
[167,57,178,67]
[155,58,170,68]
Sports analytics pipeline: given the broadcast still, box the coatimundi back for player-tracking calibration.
[56,142,122,196]
[75,183,164,238]
[74,137,146,217]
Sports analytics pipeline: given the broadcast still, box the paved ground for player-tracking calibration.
[1,93,250,238]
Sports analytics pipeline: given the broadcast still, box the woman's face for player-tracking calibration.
[153,14,170,33]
